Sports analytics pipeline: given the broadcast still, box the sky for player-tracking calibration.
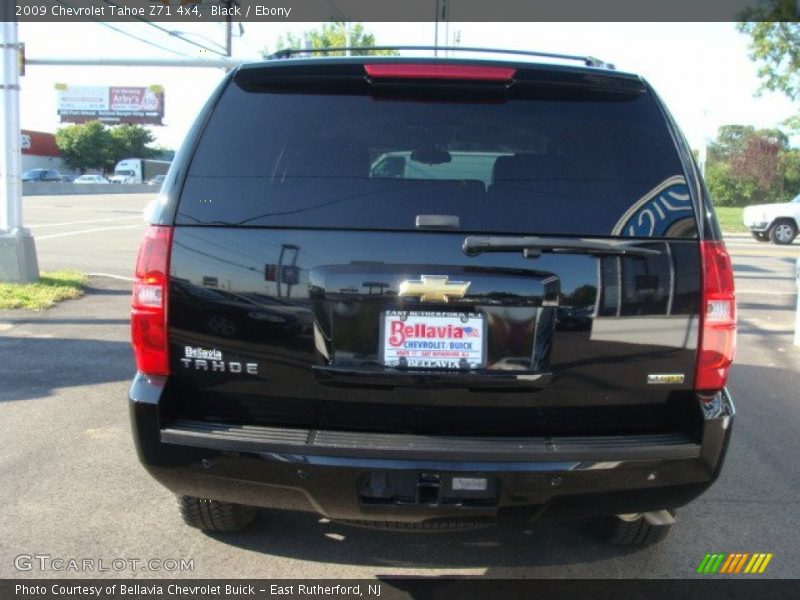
[16,21,799,152]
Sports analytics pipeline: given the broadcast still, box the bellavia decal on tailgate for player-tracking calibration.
[180,346,258,375]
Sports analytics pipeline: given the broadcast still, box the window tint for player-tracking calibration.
[178,73,696,238]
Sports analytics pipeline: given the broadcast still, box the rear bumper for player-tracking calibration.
[129,374,734,522]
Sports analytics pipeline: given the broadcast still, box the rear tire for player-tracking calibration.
[592,510,675,546]
[751,231,769,242]
[178,495,256,532]
[768,220,798,245]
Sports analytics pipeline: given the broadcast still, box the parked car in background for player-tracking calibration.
[743,193,800,245]
[22,168,62,182]
[74,174,110,185]
[147,174,166,186]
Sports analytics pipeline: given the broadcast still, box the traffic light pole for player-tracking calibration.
[0,16,39,283]
[0,12,240,283]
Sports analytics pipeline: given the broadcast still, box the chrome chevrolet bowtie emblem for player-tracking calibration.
[398,275,471,303]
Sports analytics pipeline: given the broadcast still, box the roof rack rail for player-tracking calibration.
[267,46,615,70]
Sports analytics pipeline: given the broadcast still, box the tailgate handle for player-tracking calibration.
[416,214,460,230]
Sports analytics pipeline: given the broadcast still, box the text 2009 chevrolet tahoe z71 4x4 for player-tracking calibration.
[129,50,735,545]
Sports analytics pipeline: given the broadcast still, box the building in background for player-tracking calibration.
[21,129,75,175]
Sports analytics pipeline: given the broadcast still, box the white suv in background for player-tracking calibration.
[743,194,800,245]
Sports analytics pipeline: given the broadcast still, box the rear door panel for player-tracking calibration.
[168,228,700,435]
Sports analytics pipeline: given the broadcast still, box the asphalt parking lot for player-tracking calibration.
[22,193,155,278]
[1,194,799,579]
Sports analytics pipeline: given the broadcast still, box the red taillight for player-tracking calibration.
[695,240,736,394]
[364,63,516,81]
[131,226,173,376]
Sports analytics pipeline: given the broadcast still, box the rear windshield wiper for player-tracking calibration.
[463,236,660,258]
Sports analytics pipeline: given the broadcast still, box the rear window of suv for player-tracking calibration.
[177,64,696,238]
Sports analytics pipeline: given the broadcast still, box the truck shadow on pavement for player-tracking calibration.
[0,337,132,402]
[0,318,129,326]
[206,509,643,570]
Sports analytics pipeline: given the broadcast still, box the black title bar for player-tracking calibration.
[4,579,800,600]
[8,0,800,23]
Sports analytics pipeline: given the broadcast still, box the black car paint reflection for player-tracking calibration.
[170,279,312,341]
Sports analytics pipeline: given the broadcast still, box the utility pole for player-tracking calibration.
[699,108,711,178]
[225,0,233,58]
[0,10,39,283]
[444,3,450,57]
[434,0,439,57]
[434,0,448,57]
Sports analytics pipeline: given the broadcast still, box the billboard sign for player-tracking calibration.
[56,84,164,125]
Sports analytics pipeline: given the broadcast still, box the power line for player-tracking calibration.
[93,22,189,58]
[100,0,229,57]
[325,0,347,21]
[27,57,240,68]
[50,0,189,57]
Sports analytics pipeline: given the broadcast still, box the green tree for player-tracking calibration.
[55,121,112,173]
[738,4,800,133]
[784,113,800,133]
[562,285,597,307]
[707,124,757,163]
[705,124,800,206]
[267,22,398,57]
[109,124,158,168]
[734,8,800,202]
[738,10,800,101]
[778,146,800,199]
[706,160,759,207]
[55,122,161,174]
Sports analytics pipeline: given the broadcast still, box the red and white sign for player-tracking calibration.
[56,85,164,125]
[110,87,161,112]
[382,311,485,369]
[21,130,60,157]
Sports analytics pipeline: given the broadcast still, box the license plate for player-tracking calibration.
[381,311,485,369]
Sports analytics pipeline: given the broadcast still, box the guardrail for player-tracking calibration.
[22,182,158,196]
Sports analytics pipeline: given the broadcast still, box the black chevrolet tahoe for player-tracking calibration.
[129,49,735,545]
